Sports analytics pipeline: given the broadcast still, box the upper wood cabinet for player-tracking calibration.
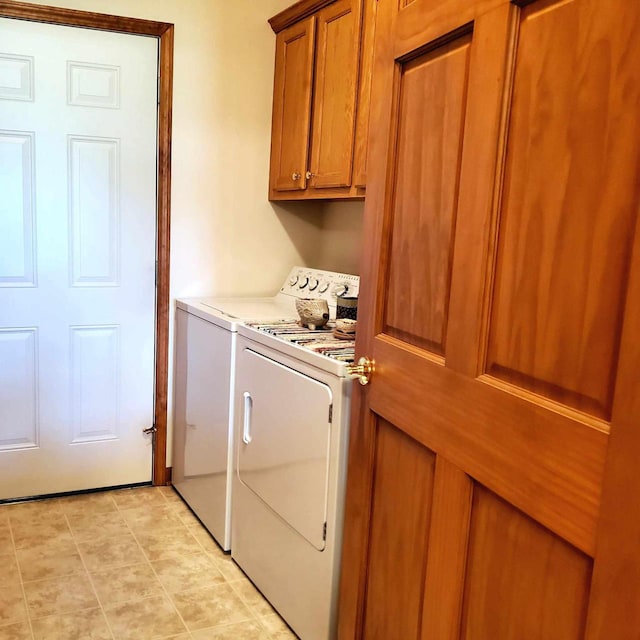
[268,0,377,200]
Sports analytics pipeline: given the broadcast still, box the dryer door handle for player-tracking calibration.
[242,392,253,444]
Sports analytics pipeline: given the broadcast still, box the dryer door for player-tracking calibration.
[237,347,333,551]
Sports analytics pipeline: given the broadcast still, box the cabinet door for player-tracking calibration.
[352,0,377,189]
[270,16,315,192]
[308,0,362,189]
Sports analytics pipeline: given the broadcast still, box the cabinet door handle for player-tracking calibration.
[242,391,252,444]
[292,172,301,181]
[306,171,314,180]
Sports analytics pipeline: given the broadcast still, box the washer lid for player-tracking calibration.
[176,296,297,328]
[200,297,296,321]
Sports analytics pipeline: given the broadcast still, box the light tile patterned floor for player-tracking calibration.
[0,486,298,640]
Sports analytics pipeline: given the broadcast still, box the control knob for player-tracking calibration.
[318,282,329,294]
[332,283,348,297]
[289,275,299,286]
[308,278,319,291]
[298,276,309,289]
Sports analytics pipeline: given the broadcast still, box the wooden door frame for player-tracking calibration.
[0,0,174,486]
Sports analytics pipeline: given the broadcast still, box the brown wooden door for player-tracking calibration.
[270,15,315,192]
[339,0,640,638]
[308,0,362,189]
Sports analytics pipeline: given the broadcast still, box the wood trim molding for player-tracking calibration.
[0,0,174,487]
[0,0,172,34]
[154,25,174,487]
[269,0,336,33]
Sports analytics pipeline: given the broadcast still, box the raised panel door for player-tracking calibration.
[339,0,640,637]
[0,18,157,498]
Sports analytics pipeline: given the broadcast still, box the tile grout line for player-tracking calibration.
[7,510,36,640]
[27,604,112,626]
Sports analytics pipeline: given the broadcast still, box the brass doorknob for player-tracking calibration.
[346,356,374,386]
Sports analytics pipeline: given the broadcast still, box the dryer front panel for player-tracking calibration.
[237,347,333,551]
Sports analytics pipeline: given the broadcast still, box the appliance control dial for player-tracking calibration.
[332,283,348,297]
[289,275,299,286]
[308,278,319,291]
[298,276,309,289]
[318,282,329,294]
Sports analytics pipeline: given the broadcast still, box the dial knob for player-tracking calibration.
[289,275,299,286]
[308,278,319,291]
[318,282,329,293]
[332,283,348,297]
[298,277,309,289]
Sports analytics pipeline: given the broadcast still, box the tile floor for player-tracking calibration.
[0,486,298,639]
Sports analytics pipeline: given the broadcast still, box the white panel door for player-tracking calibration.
[0,18,158,498]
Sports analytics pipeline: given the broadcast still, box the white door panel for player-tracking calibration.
[0,328,38,449]
[0,131,36,287]
[0,18,158,498]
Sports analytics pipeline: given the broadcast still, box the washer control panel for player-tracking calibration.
[280,267,359,308]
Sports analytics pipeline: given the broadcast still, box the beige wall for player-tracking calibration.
[316,201,365,275]
[16,0,364,464]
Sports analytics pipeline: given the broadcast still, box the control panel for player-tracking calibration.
[280,267,360,309]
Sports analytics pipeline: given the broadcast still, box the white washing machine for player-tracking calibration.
[172,268,358,553]
[172,298,290,551]
[231,276,360,640]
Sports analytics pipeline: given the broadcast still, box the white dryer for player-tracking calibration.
[232,274,360,640]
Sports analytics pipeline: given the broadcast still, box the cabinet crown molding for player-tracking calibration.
[269,0,337,33]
